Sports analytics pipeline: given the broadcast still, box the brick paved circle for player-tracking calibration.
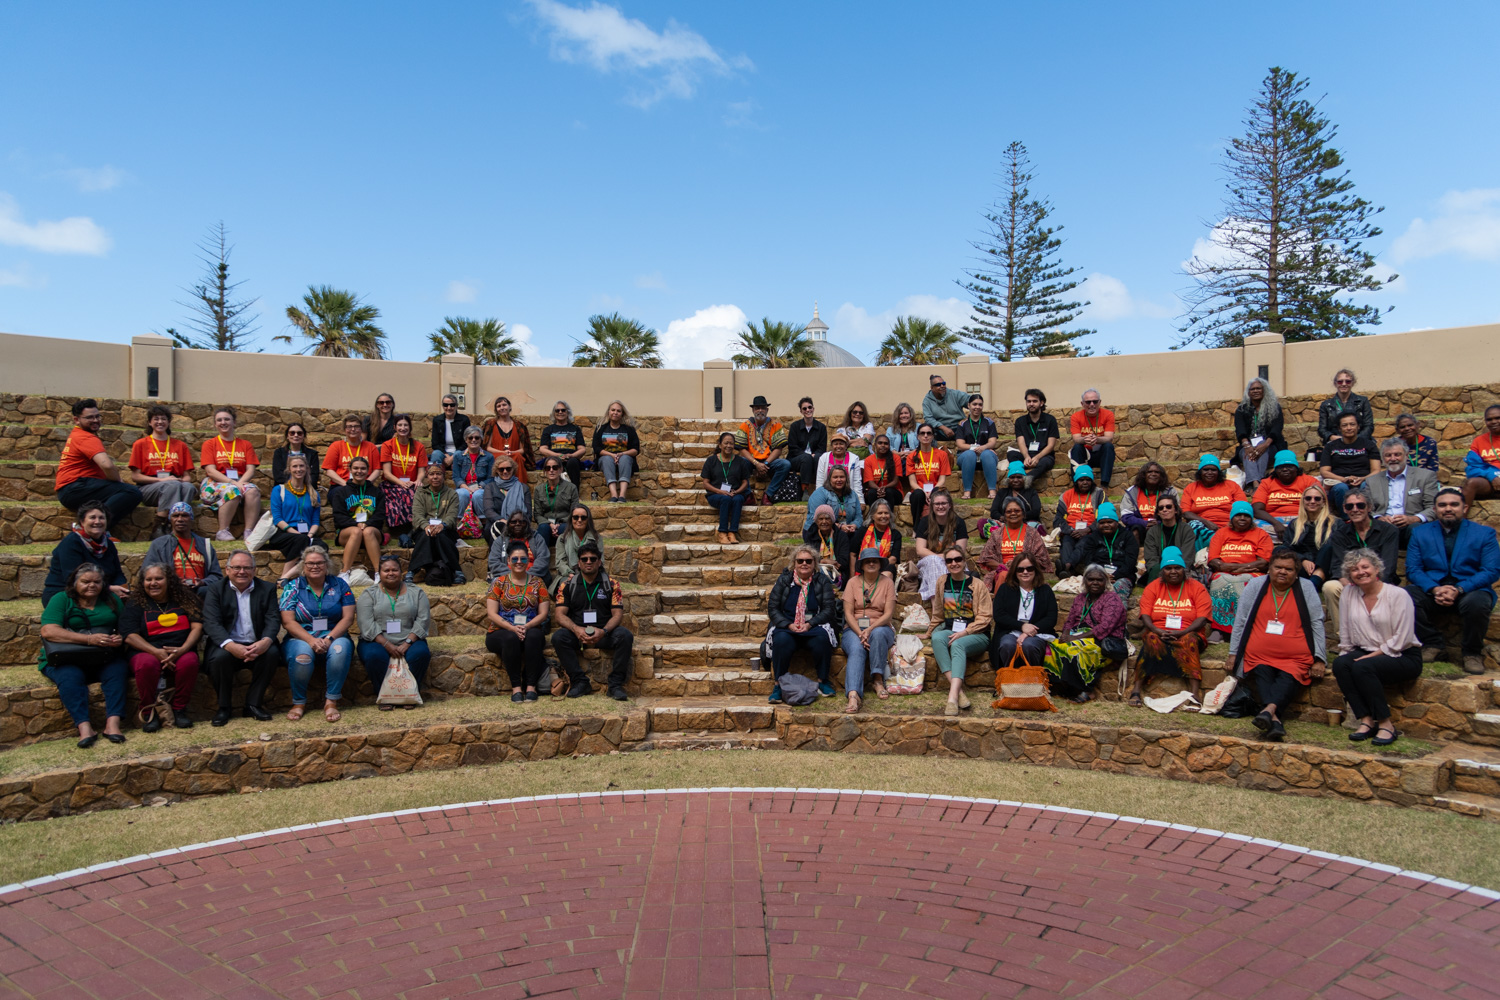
[2,790,1497,999]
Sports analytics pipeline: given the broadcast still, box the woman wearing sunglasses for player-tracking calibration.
[537,400,586,488]
[485,539,551,701]
[1288,483,1335,582]
[429,393,471,468]
[272,422,321,487]
[553,504,601,583]
[765,544,839,703]
[923,547,991,716]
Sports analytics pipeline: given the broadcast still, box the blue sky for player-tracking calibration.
[2,2,1498,369]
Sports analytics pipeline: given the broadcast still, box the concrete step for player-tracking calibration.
[650,612,769,638]
[644,697,778,732]
[631,731,784,752]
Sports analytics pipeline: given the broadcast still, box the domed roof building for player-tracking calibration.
[805,302,864,368]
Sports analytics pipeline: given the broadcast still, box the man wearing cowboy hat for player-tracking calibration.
[735,395,790,505]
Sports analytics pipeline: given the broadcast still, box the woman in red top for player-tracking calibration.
[379,413,426,543]
[483,396,534,484]
[1130,546,1211,706]
[856,499,902,580]
[1227,548,1326,742]
[199,407,262,543]
[1053,466,1103,578]
[905,423,952,525]
[127,404,197,538]
[1180,453,1246,550]
[1206,501,1274,640]
[861,434,904,511]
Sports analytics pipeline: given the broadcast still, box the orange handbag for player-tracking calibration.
[991,638,1057,712]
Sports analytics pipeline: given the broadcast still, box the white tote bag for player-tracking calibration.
[244,511,277,552]
[377,656,423,706]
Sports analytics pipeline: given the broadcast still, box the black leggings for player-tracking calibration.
[863,484,903,510]
[486,628,547,690]
[1331,647,1422,721]
[1247,664,1304,714]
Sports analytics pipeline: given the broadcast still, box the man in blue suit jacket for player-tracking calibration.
[1405,487,1500,674]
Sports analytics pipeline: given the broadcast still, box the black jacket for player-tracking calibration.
[1233,404,1286,457]
[202,576,282,647]
[767,568,840,630]
[1077,527,1141,587]
[787,420,828,461]
[430,413,472,456]
[991,584,1059,635]
[272,445,321,487]
[1320,518,1400,584]
[803,523,854,577]
[1317,393,1374,443]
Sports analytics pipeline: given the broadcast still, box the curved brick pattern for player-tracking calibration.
[2,790,1498,999]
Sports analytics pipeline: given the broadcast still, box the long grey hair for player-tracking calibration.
[1241,377,1281,428]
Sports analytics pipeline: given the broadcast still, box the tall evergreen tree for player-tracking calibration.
[957,141,1091,360]
[171,222,259,351]
[1178,67,1394,348]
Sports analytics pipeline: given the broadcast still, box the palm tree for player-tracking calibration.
[730,319,821,369]
[428,317,524,365]
[876,315,962,366]
[571,313,663,368]
[277,286,387,358]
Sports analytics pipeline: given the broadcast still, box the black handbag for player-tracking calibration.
[42,605,119,669]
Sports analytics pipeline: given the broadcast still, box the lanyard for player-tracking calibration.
[1164,584,1186,617]
[1268,585,1292,622]
[1019,589,1035,616]
[1000,526,1024,552]
[1027,418,1042,441]
[150,434,173,470]
[386,590,400,616]
[1077,595,1096,624]
[968,416,983,441]
[174,537,199,572]
[394,439,412,472]
[945,577,969,608]
[919,448,937,473]
[719,459,734,484]
[584,578,603,605]
[1100,531,1115,561]
[425,489,443,509]
[861,579,877,607]
[215,435,239,469]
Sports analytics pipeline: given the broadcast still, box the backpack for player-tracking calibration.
[777,672,821,705]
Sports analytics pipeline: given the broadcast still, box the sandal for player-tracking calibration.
[1348,723,1375,742]
[286,705,305,721]
[324,701,341,723]
[844,693,861,715]
[873,677,889,700]
[1127,693,1143,708]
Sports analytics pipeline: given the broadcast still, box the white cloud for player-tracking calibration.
[0,265,41,288]
[1182,218,1258,273]
[634,271,667,290]
[525,0,750,107]
[661,303,749,368]
[61,165,126,193]
[1391,189,1500,263]
[1079,273,1173,322]
[445,279,478,303]
[510,322,569,368]
[831,294,972,355]
[0,194,110,255]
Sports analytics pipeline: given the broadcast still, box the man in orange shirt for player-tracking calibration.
[54,398,142,528]
[1251,450,1319,540]
[1068,388,1117,487]
[1462,404,1500,505]
[324,415,381,487]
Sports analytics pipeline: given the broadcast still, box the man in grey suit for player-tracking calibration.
[1366,439,1439,549]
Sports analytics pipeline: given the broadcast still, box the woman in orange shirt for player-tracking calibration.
[379,413,426,545]
[905,423,952,525]
[199,406,262,543]
[482,396,533,484]
[1129,546,1211,706]
[1179,453,1246,551]
[1206,501,1274,641]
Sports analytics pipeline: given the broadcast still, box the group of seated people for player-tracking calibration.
[751,371,1500,745]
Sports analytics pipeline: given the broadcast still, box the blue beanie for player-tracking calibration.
[1230,500,1254,519]
[1159,546,1186,569]
[1273,449,1300,469]
[1073,466,1095,483]
[1095,502,1120,522]
[1197,453,1221,469]
[1007,460,1026,478]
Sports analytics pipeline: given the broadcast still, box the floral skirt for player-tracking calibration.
[1209,572,1256,631]
[199,481,245,510]
[1138,631,1204,681]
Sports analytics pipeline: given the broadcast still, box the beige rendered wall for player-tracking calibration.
[0,332,128,398]
[991,347,1245,409]
[731,364,945,421]
[174,351,438,411]
[1283,324,1500,397]
[473,364,704,419]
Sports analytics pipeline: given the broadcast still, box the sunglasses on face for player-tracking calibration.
[931,381,946,388]
[287,430,304,436]
[919,430,933,436]
[1304,495,1323,502]
[571,514,588,521]
[508,554,528,563]
[579,556,600,563]
[379,399,393,406]
[800,404,814,411]
[1345,502,1367,511]
[945,557,965,564]
[794,558,815,564]
[1083,399,1100,405]
[553,408,567,414]
[546,464,561,471]
[1335,379,1353,385]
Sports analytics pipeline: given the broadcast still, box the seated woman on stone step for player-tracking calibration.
[913,489,968,600]
[1052,564,1128,703]
[803,504,853,586]
[988,552,1051,687]
[977,495,1050,589]
[905,423,952,525]
[1206,501,1274,643]
[537,400,587,488]
[271,422,320,487]
[278,546,356,723]
[356,553,433,711]
[143,501,223,597]
[1129,546,1210,707]
[765,544,839,704]
[199,406,262,544]
[1332,548,1422,748]
[702,431,752,544]
[856,499,902,581]
[267,454,322,581]
[39,562,130,749]
[552,504,598,584]
[481,395,534,485]
[813,430,863,496]
[1179,453,1246,552]
[1288,482,1334,584]
[126,404,197,539]
[885,402,920,462]
[841,547,896,713]
[804,464,862,534]
[860,434,905,511]
[1227,546,1325,743]
[487,510,552,584]
[834,400,876,461]
[378,413,426,546]
[486,539,551,702]
[1075,502,1138,595]
[330,456,384,581]
[926,546,992,717]
[1119,462,1176,542]
[1142,495,1198,584]
[1233,376,1285,492]
[41,501,128,606]
[122,562,203,732]
[533,457,580,543]
[593,400,640,503]
[452,426,493,516]
[1053,466,1104,579]
[479,457,531,542]
[987,461,1042,528]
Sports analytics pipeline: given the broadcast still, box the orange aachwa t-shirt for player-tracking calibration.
[1208,526,1274,567]
[56,428,108,489]
[1139,578,1211,630]
[1181,480,1246,528]
[1253,474,1319,519]
[1059,488,1099,527]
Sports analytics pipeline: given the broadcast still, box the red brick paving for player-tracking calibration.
[1,790,1497,998]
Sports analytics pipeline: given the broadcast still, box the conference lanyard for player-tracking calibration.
[215,435,239,470]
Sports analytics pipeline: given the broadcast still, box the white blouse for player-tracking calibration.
[1338,582,1420,657]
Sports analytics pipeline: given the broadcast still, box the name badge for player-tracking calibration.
[923,483,934,494]
[386,620,402,634]
[952,619,967,631]
[857,616,870,629]
[429,519,443,526]
[355,511,367,523]
[582,611,598,624]
[1165,614,1183,630]
[1073,521,1086,531]
[311,617,329,632]
[226,469,240,481]
[1251,435,1266,447]
[296,522,309,534]
[1028,440,1039,452]
[1265,620,1285,635]
[157,469,171,478]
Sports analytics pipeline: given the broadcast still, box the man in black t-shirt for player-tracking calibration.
[551,542,633,700]
[1318,413,1380,518]
[1006,389,1060,489]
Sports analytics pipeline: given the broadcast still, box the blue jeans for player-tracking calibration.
[358,638,431,695]
[765,458,791,498]
[45,659,130,726]
[600,453,635,484]
[285,636,354,703]
[707,492,746,531]
[957,449,998,492]
[841,625,895,692]
[456,486,483,513]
